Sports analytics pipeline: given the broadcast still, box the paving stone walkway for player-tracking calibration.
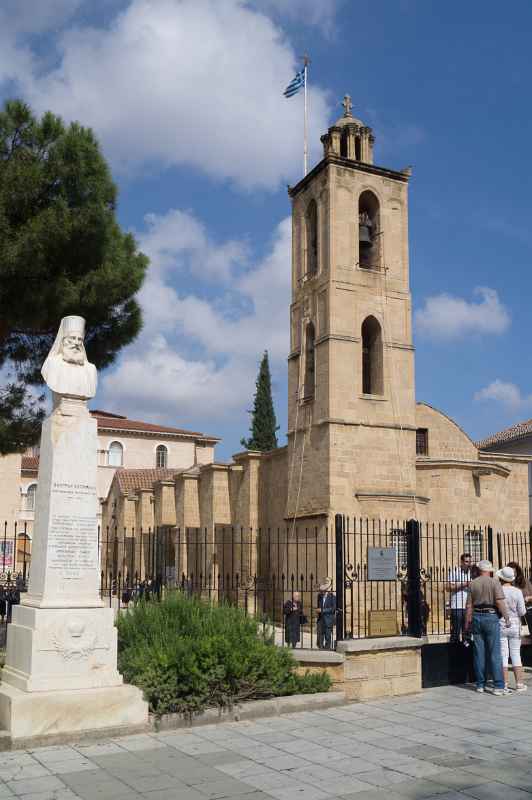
[3,685,532,800]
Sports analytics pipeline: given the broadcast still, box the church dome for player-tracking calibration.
[320,94,374,164]
[334,114,365,128]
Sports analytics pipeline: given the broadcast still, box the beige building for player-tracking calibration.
[3,410,219,540]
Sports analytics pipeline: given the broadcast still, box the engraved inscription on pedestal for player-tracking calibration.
[48,482,98,580]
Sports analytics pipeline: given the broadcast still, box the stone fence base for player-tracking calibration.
[294,636,424,701]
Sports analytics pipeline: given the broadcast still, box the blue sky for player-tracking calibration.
[2,0,531,459]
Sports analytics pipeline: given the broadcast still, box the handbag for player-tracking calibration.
[525,607,532,633]
[300,614,308,625]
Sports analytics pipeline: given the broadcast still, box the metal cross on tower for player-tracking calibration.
[342,94,353,117]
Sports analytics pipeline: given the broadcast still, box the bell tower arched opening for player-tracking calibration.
[358,190,380,270]
[305,199,318,277]
[303,322,315,400]
[362,315,383,395]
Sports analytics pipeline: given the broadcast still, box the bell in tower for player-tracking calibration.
[359,211,373,249]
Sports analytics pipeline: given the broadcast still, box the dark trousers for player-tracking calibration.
[450,609,467,643]
[317,615,334,649]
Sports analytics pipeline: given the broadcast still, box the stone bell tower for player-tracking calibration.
[286,95,417,522]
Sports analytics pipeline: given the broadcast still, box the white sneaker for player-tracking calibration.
[476,687,485,693]
[516,684,528,692]
[493,689,507,696]
[503,686,512,695]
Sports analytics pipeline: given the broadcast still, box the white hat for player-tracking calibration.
[62,316,85,336]
[496,566,516,583]
[319,578,332,592]
[477,560,494,572]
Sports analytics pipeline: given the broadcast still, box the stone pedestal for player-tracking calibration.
[0,397,148,741]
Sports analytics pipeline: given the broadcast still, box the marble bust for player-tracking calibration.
[41,315,97,400]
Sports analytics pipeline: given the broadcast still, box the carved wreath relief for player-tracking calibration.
[52,617,97,661]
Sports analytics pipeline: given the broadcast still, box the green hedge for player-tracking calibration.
[116,591,331,716]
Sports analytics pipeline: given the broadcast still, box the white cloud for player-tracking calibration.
[414,287,510,340]
[140,209,249,283]
[100,334,252,422]
[99,211,291,425]
[474,380,532,411]
[15,0,331,189]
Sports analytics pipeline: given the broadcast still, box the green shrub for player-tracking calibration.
[116,591,331,716]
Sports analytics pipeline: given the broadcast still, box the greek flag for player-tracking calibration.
[284,68,305,98]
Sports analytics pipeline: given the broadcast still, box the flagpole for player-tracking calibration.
[303,56,309,176]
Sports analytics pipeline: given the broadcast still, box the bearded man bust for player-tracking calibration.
[41,316,97,400]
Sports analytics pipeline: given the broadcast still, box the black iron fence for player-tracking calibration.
[0,521,30,587]
[337,516,532,640]
[99,524,336,650]
[2,518,531,650]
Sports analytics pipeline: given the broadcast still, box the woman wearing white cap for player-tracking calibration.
[497,565,527,693]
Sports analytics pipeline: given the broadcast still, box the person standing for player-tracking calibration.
[465,560,510,695]
[497,566,527,693]
[507,561,532,634]
[446,553,472,643]
[316,582,336,649]
[283,592,305,648]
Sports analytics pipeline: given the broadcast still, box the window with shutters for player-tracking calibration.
[391,529,408,570]
[108,441,123,467]
[464,530,483,563]
[416,428,428,456]
[156,444,168,468]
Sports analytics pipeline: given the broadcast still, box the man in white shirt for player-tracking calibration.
[446,553,472,643]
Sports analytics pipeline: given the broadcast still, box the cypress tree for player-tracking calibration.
[241,351,279,451]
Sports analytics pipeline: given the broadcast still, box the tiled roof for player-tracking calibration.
[21,456,39,472]
[90,410,218,440]
[477,419,532,450]
[114,468,179,495]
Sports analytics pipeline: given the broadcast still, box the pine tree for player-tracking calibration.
[241,351,279,452]
[0,99,148,454]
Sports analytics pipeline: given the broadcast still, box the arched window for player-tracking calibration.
[305,199,318,277]
[108,441,123,467]
[358,190,380,270]
[26,484,37,512]
[304,322,316,399]
[362,316,383,396]
[340,131,348,158]
[156,444,168,468]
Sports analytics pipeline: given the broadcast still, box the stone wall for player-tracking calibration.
[294,637,422,702]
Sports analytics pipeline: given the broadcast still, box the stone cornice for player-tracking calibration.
[288,155,410,198]
[355,492,430,504]
[288,418,417,433]
[98,426,219,445]
[416,458,511,478]
[478,452,531,463]
[284,508,329,520]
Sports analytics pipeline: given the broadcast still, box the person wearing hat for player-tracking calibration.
[316,580,336,649]
[465,560,511,695]
[496,565,527,693]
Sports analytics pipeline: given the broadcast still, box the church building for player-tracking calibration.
[125,96,528,541]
